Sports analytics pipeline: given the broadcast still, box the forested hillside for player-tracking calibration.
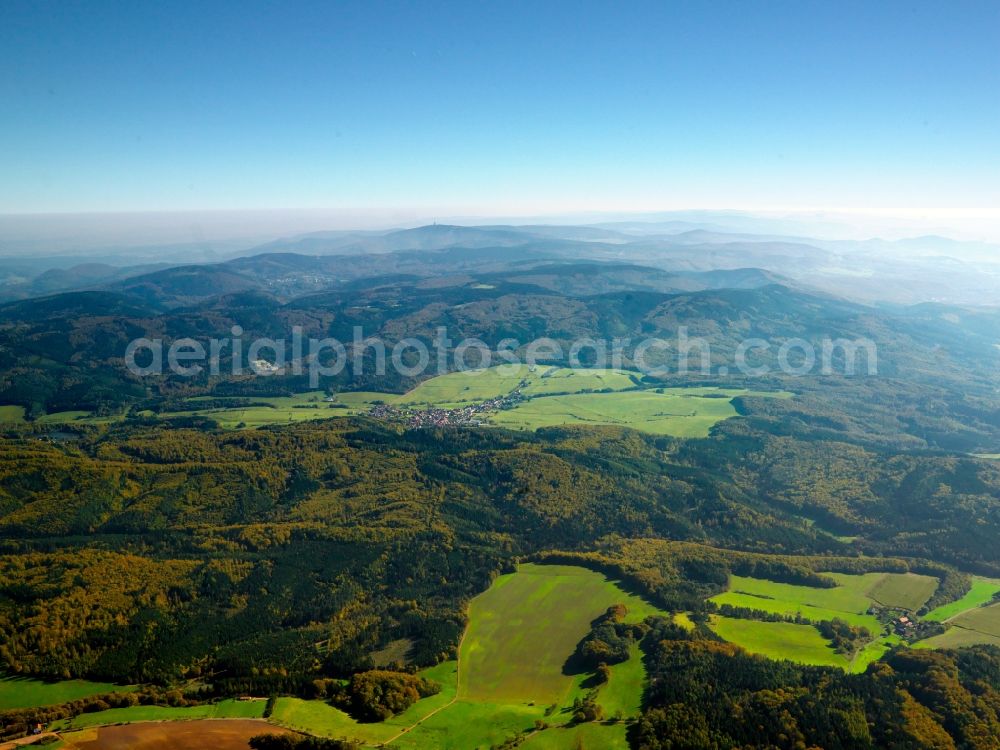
[633,619,1000,749]
[3,413,1000,691]
[3,248,1000,748]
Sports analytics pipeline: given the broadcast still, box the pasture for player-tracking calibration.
[269,660,459,746]
[708,571,940,672]
[708,616,849,669]
[0,405,25,423]
[389,700,546,750]
[916,627,1000,650]
[396,364,549,406]
[0,674,133,711]
[269,563,659,748]
[924,577,1000,622]
[948,601,1000,637]
[22,366,791,438]
[459,563,661,704]
[521,367,637,396]
[520,722,629,749]
[161,391,377,428]
[713,570,939,625]
[52,699,266,730]
[916,599,1000,649]
[861,572,939,610]
[489,389,742,437]
[598,642,646,718]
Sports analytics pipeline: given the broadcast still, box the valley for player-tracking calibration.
[21,365,791,438]
[3,227,1000,750]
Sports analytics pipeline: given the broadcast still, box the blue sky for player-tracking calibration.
[1,0,998,216]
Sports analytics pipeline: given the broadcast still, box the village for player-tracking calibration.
[367,388,526,429]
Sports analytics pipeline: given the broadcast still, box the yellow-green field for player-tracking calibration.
[25,366,791,437]
[396,364,549,406]
[488,389,740,436]
[860,572,940,610]
[266,563,663,748]
[521,367,638,396]
[0,405,26,423]
[459,563,661,704]
[51,699,267,730]
[708,571,939,672]
[709,616,851,668]
[0,674,134,710]
[711,571,938,632]
[519,722,629,749]
[924,577,1000,622]
[917,601,1000,650]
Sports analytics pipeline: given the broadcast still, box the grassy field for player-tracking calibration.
[267,563,660,748]
[51,699,266,730]
[924,577,1000,622]
[946,602,1000,636]
[597,642,645,718]
[160,391,379,428]
[521,367,637,396]
[388,700,546,750]
[33,409,92,424]
[711,573,892,631]
[916,601,1000,649]
[459,563,662,704]
[0,674,134,710]
[519,722,629,749]
[25,366,790,437]
[491,389,745,437]
[270,697,397,745]
[269,660,460,745]
[916,627,1000,650]
[861,572,940,610]
[0,405,26,423]
[397,364,549,406]
[708,616,850,669]
[709,571,940,672]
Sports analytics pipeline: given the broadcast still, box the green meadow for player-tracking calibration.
[709,616,850,669]
[519,722,630,750]
[521,367,637,396]
[710,571,939,633]
[21,366,790,437]
[597,642,645,718]
[916,627,1000,650]
[459,563,661,704]
[916,600,1000,648]
[51,699,266,730]
[708,571,939,672]
[161,391,377,428]
[942,601,1000,638]
[489,388,771,437]
[918,601,1000,649]
[924,577,1000,622]
[396,364,549,406]
[859,572,940,611]
[267,562,661,748]
[0,405,26,423]
[0,674,134,710]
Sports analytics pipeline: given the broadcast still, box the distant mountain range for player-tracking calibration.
[1,222,999,307]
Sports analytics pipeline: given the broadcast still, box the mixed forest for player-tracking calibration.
[3,244,1000,747]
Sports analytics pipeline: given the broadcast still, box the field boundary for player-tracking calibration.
[380,626,468,746]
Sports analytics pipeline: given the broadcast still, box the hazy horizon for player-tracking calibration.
[3,207,1000,258]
